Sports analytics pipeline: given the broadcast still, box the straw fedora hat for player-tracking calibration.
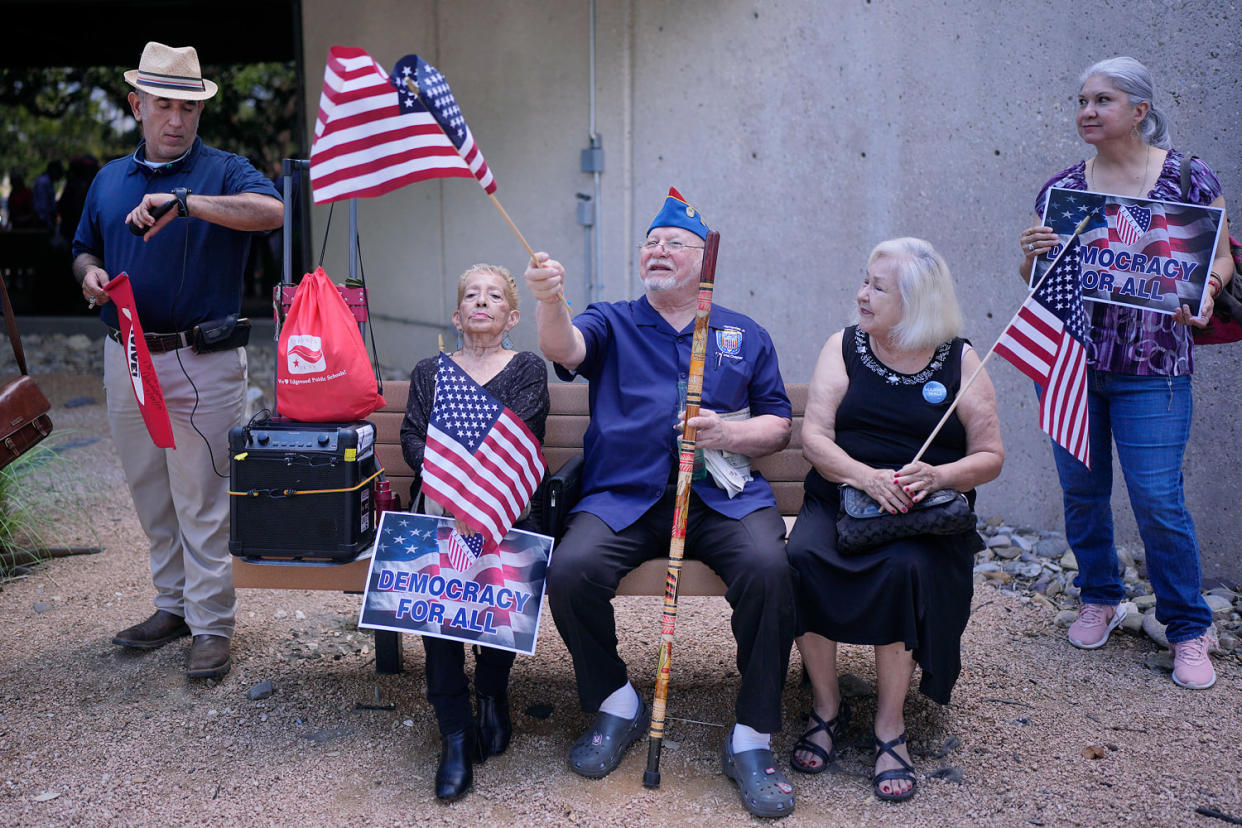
[124,42,218,101]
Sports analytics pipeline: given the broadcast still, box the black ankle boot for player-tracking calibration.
[435,725,483,801]
[476,691,511,757]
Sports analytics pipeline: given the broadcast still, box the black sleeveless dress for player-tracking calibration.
[787,326,982,704]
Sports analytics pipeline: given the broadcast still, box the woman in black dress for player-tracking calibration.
[400,263,549,801]
[787,238,1003,802]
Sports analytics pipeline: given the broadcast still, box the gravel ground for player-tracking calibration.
[1,371,1240,828]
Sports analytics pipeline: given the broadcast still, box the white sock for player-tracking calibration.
[731,723,771,753]
[598,682,640,719]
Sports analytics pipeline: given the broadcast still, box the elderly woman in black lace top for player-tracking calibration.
[400,263,549,802]
[786,238,1003,802]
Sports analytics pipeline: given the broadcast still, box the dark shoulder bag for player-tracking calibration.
[0,277,53,469]
[1181,155,1242,345]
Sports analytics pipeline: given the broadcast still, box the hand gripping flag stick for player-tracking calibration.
[909,209,1098,465]
[643,229,720,788]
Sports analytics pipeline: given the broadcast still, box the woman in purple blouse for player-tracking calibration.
[1018,57,1233,690]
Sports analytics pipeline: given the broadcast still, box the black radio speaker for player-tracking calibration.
[229,420,378,561]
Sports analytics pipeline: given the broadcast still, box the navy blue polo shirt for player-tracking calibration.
[555,296,791,531]
[72,137,280,333]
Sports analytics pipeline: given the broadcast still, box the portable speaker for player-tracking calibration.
[229,420,377,561]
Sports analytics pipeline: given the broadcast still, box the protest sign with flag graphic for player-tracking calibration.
[994,235,1092,468]
[103,273,175,449]
[1037,187,1224,317]
[422,353,545,552]
[360,512,552,654]
[309,46,496,203]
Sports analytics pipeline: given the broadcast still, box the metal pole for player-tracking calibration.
[588,0,602,301]
[349,198,359,282]
[281,160,294,287]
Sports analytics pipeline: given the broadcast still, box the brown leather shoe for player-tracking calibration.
[112,610,191,649]
[187,634,232,679]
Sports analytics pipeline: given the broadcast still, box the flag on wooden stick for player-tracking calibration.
[422,354,545,551]
[309,46,496,203]
[994,236,1092,467]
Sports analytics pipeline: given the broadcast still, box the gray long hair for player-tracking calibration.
[1079,56,1172,149]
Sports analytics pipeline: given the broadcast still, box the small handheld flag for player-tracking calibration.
[994,229,1093,468]
[309,46,496,203]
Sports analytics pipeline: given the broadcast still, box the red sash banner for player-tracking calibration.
[103,273,176,449]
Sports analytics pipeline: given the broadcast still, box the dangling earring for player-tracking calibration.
[455,330,463,351]
[502,332,514,350]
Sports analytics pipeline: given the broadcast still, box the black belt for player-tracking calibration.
[106,327,192,354]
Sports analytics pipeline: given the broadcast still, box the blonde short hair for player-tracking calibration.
[456,263,519,310]
[866,237,962,350]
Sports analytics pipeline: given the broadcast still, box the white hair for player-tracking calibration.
[1079,56,1172,149]
[866,237,963,350]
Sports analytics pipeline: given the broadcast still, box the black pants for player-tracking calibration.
[423,636,515,736]
[546,486,795,734]
[422,513,537,737]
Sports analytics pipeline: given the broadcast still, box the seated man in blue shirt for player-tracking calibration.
[72,42,282,679]
[524,189,798,818]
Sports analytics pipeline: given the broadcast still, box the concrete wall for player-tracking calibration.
[301,0,1242,583]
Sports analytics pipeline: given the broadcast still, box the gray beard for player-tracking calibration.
[642,273,679,292]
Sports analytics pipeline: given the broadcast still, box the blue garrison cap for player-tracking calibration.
[646,187,709,239]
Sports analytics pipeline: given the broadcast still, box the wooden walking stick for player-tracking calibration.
[643,229,720,788]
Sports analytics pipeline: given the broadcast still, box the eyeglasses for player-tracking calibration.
[638,239,705,254]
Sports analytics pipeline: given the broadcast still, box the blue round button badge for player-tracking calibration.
[922,380,947,404]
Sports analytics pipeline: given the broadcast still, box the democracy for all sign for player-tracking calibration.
[1036,187,1225,316]
[358,512,552,655]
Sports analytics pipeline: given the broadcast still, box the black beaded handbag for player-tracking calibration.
[834,484,974,556]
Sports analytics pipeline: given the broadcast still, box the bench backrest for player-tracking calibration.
[372,381,811,516]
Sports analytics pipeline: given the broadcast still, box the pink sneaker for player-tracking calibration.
[1067,603,1126,649]
[1172,633,1217,690]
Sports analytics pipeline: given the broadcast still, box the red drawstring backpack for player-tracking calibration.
[276,267,385,421]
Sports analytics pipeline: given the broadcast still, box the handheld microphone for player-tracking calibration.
[127,197,179,236]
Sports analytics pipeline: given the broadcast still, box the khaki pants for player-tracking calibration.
[103,337,246,637]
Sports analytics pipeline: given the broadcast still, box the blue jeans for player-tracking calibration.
[1049,370,1211,644]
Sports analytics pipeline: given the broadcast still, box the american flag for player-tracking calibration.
[994,235,1092,468]
[309,46,496,204]
[1114,203,1151,246]
[446,529,485,573]
[423,353,545,551]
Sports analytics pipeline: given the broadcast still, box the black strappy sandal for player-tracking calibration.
[789,700,851,774]
[872,732,918,802]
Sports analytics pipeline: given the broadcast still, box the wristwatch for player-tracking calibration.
[173,186,191,217]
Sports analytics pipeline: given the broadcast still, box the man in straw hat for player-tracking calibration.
[71,42,282,679]
[524,189,799,817]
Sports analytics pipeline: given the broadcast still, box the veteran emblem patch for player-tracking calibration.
[715,326,744,359]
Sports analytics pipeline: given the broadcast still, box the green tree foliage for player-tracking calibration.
[0,62,301,183]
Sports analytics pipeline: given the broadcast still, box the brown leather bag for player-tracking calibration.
[0,275,53,469]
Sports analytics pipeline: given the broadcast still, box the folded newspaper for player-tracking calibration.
[703,407,754,498]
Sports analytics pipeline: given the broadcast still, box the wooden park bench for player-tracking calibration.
[232,381,810,672]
